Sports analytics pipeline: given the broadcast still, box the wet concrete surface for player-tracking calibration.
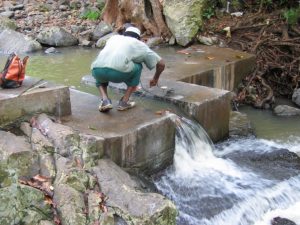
[62,89,176,173]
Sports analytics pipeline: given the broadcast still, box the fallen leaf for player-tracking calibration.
[236,55,244,59]
[44,195,53,205]
[206,56,215,60]
[33,174,50,182]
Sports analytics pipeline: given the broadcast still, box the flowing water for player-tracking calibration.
[1,47,300,225]
[154,117,300,225]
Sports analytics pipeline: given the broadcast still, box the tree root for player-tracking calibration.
[225,11,300,109]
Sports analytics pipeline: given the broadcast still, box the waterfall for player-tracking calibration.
[154,117,300,225]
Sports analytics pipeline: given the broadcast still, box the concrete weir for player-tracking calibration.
[63,90,176,174]
[0,45,255,174]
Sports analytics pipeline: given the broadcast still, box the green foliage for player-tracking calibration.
[203,6,215,19]
[283,7,300,25]
[202,0,220,20]
[80,9,101,21]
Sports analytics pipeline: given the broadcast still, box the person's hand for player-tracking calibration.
[149,79,158,87]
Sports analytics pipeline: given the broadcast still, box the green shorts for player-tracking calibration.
[92,63,142,87]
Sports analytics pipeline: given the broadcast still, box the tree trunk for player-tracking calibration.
[101,0,171,40]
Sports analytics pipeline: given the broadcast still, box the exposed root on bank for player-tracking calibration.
[206,10,300,109]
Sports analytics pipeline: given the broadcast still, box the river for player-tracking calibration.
[1,47,300,225]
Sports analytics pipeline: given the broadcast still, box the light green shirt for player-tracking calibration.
[91,35,161,72]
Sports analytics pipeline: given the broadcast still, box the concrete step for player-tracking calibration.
[62,89,177,174]
[0,77,71,126]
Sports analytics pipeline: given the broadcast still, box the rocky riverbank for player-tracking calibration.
[0,0,223,52]
[0,113,177,225]
[0,0,112,52]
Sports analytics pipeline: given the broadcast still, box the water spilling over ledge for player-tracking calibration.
[154,117,300,225]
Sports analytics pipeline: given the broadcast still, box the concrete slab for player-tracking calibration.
[0,76,71,126]
[82,45,255,92]
[81,45,254,141]
[101,78,231,142]
[62,89,176,174]
[146,45,255,91]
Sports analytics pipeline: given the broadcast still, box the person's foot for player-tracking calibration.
[99,99,113,112]
[117,99,136,111]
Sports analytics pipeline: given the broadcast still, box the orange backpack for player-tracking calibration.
[0,53,29,88]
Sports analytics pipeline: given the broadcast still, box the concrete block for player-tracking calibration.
[0,77,71,126]
[63,90,176,174]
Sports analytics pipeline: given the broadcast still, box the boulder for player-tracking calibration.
[79,134,105,168]
[37,26,78,47]
[34,114,81,157]
[292,88,300,107]
[197,35,218,46]
[163,0,204,46]
[0,131,40,184]
[92,21,113,41]
[146,37,163,48]
[225,148,300,180]
[271,217,297,225]
[0,29,42,53]
[0,185,52,225]
[229,111,253,137]
[96,32,117,48]
[53,184,87,225]
[0,11,14,18]
[274,105,300,117]
[93,159,177,225]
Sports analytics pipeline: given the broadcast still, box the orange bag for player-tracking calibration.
[0,53,29,88]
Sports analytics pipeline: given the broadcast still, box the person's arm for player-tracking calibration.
[149,59,165,87]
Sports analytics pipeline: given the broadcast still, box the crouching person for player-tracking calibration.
[90,26,165,112]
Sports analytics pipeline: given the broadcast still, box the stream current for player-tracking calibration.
[1,47,300,225]
[154,117,300,225]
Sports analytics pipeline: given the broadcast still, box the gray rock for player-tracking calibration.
[30,127,56,179]
[0,185,52,225]
[96,32,117,48]
[163,0,204,46]
[55,156,95,192]
[39,221,55,225]
[10,4,24,11]
[169,35,176,45]
[54,184,87,225]
[229,111,253,137]
[0,131,40,182]
[0,29,42,53]
[45,47,59,54]
[225,148,300,180]
[34,114,80,157]
[0,16,17,32]
[93,159,177,225]
[92,21,113,41]
[197,35,218,46]
[292,88,300,107]
[80,134,105,168]
[37,26,78,47]
[274,105,300,116]
[271,217,297,225]
[79,39,93,47]
[0,11,14,18]
[146,37,163,48]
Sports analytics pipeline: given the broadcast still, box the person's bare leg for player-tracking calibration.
[98,85,108,100]
[122,86,136,102]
